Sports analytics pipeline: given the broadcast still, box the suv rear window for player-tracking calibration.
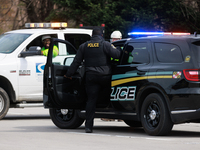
[155,43,183,63]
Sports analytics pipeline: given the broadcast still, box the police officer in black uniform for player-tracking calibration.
[64,27,121,133]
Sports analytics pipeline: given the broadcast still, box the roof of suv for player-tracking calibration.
[112,35,200,45]
[135,35,200,40]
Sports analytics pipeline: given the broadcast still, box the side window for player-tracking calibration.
[121,42,149,65]
[56,42,76,56]
[155,43,183,63]
[26,34,57,51]
[64,34,91,50]
[52,41,76,65]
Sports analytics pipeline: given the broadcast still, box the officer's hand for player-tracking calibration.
[64,75,72,80]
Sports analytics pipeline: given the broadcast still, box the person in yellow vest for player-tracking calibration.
[41,35,59,57]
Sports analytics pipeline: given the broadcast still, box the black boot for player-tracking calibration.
[85,128,93,133]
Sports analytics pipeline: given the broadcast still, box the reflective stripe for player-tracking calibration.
[112,71,174,80]
[111,75,172,87]
[111,57,119,61]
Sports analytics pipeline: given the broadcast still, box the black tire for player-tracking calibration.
[124,120,142,127]
[0,87,10,120]
[49,108,84,129]
[141,93,173,136]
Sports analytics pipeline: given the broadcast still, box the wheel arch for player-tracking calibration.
[0,76,16,103]
[136,84,171,121]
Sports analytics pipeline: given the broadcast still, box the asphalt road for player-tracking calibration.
[1,108,200,150]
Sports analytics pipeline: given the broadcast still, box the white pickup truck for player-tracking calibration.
[0,22,92,119]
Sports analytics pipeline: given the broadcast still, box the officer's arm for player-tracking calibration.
[104,41,122,59]
[65,44,84,77]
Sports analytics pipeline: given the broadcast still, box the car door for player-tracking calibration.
[111,40,152,111]
[43,38,86,109]
[18,34,57,101]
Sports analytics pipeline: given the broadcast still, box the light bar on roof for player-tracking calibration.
[128,32,190,36]
[170,32,190,35]
[25,22,67,29]
[51,23,60,28]
[128,32,164,35]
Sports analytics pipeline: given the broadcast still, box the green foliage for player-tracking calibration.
[47,0,200,39]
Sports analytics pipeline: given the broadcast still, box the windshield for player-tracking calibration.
[0,33,31,54]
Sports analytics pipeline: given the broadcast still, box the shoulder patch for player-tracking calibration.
[111,44,116,49]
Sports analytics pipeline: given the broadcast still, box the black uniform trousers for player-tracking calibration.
[85,73,111,129]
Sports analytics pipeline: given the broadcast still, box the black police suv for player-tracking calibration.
[43,34,200,136]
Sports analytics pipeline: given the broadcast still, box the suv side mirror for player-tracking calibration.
[19,46,41,57]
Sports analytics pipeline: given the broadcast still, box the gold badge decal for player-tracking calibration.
[185,55,191,62]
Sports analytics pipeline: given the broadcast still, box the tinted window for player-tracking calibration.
[65,34,91,49]
[122,42,149,65]
[155,43,183,63]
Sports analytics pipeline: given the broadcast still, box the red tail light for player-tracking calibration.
[183,69,200,81]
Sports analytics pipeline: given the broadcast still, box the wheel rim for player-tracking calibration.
[55,109,74,122]
[0,95,4,112]
[145,101,160,128]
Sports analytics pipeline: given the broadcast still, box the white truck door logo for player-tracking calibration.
[36,63,45,73]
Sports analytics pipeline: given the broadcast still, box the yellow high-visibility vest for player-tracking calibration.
[41,45,59,57]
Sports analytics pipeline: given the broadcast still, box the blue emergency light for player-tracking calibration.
[128,32,190,36]
[128,32,164,35]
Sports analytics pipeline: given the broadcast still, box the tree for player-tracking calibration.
[0,0,55,34]
[0,0,17,32]
[47,0,200,39]
[2,0,200,38]
[175,0,200,32]
[20,0,54,22]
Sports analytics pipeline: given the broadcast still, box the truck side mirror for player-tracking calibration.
[19,46,42,57]
[29,46,41,52]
